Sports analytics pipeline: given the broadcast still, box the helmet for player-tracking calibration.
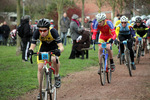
[135,17,142,23]
[37,18,50,28]
[131,17,136,22]
[120,16,128,22]
[50,19,54,23]
[141,15,147,20]
[96,13,106,22]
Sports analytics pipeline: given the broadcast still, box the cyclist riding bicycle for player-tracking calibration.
[133,17,149,56]
[27,18,64,98]
[115,16,136,70]
[92,13,117,72]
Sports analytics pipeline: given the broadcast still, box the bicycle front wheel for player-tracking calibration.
[39,69,49,100]
[106,56,111,83]
[136,45,141,64]
[125,51,132,77]
[49,68,57,100]
[99,55,106,86]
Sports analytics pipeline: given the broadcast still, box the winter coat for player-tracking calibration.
[70,20,80,40]
[60,17,70,33]
[1,25,10,39]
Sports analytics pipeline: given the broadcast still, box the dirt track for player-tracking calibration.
[14,53,150,100]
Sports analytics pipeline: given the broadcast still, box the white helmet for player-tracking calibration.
[120,16,128,22]
[96,13,106,22]
[50,19,54,23]
[131,17,136,22]
[141,15,147,20]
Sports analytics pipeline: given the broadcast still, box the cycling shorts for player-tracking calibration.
[99,35,112,44]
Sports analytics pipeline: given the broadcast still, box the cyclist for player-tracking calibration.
[27,18,64,98]
[115,16,136,70]
[133,17,149,56]
[92,13,116,72]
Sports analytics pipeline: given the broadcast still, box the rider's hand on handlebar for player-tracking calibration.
[54,49,61,56]
[27,49,33,56]
[109,38,113,44]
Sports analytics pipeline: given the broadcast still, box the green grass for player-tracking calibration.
[0,43,118,100]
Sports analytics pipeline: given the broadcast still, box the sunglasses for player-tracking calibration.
[121,22,127,24]
[39,29,48,33]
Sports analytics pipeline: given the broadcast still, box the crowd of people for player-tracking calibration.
[1,12,150,99]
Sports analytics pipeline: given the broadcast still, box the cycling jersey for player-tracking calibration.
[32,27,61,52]
[115,23,135,38]
[92,20,116,43]
[133,22,149,38]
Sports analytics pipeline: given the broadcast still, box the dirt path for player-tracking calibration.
[14,54,150,100]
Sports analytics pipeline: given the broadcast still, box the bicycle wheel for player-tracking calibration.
[106,56,111,83]
[99,55,106,86]
[125,51,132,77]
[119,52,122,65]
[49,68,57,100]
[39,69,49,100]
[136,45,141,64]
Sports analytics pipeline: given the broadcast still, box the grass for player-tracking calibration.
[0,43,118,100]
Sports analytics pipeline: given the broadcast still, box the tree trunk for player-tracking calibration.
[16,0,21,56]
[81,0,84,27]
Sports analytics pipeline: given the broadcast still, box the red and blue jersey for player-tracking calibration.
[92,20,116,40]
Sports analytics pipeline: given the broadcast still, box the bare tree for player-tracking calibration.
[81,0,84,26]
[96,0,106,12]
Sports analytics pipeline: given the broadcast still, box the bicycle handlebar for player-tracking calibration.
[29,51,59,64]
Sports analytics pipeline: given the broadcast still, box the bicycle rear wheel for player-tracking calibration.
[99,55,106,86]
[125,51,132,77]
[49,68,57,100]
[39,69,49,100]
[106,56,111,83]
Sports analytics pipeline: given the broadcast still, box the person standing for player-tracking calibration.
[69,14,80,59]
[60,12,70,46]
[20,15,33,62]
[1,21,10,45]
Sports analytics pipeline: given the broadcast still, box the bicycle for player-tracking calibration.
[93,42,112,86]
[29,51,58,100]
[135,37,143,64]
[121,39,132,77]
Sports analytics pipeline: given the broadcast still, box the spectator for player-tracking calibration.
[75,27,90,57]
[78,17,82,26]
[1,21,10,45]
[60,12,70,46]
[20,15,33,62]
[0,23,3,45]
[69,14,80,59]
[113,14,120,26]
[84,16,91,30]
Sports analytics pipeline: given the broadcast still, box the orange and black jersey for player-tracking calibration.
[31,28,61,51]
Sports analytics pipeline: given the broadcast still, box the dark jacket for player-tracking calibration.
[60,17,70,33]
[1,25,10,38]
[76,30,90,51]
[21,20,32,41]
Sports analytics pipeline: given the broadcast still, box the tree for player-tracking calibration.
[81,0,85,26]
[16,0,21,56]
[96,0,106,12]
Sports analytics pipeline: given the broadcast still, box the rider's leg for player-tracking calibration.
[119,35,125,60]
[52,56,61,88]
[38,63,44,88]
[52,56,60,76]
[134,37,139,54]
[98,45,103,63]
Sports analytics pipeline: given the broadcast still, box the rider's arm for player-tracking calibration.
[129,26,136,38]
[115,26,120,38]
[107,21,116,40]
[92,21,98,40]
[57,43,64,53]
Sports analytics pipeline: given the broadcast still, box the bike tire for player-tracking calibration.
[119,52,122,65]
[125,51,132,77]
[39,69,49,100]
[106,56,112,83]
[49,68,57,100]
[99,55,106,86]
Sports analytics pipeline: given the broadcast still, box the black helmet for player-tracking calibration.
[37,18,50,28]
[135,17,142,23]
